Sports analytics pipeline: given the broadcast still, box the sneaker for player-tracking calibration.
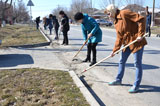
[108,80,121,86]
[128,86,139,93]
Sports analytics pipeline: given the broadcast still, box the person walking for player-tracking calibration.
[104,4,147,93]
[145,6,151,37]
[48,14,53,35]
[35,16,40,29]
[74,12,102,66]
[43,17,48,30]
[52,15,60,40]
[59,11,70,45]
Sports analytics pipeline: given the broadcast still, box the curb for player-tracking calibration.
[69,71,100,106]
[8,42,50,48]
[39,27,52,42]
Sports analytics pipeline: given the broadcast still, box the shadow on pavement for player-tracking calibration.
[97,62,159,70]
[70,43,108,47]
[69,38,84,41]
[144,50,160,54]
[139,85,160,93]
[119,84,160,93]
[80,75,106,106]
[18,48,112,53]
[0,54,34,67]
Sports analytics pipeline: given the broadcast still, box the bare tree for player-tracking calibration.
[99,0,145,9]
[13,1,30,23]
[0,0,13,25]
[52,5,70,20]
[122,0,145,6]
[99,0,121,9]
[70,0,91,14]
[52,5,69,21]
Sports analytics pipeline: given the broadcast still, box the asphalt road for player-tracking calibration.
[66,25,160,106]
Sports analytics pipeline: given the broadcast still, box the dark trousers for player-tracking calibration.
[36,23,39,29]
[146,26,151,37]
[49,29,52,35]
[87,43,98,61]
[54,27,59,38]
[62,31,69,45]
[44,25,47,30]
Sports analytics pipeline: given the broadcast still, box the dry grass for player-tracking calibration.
[0,24,46,48]
[0,68,89,106]
[151,26,160,35]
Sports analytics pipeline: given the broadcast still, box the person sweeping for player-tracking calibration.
[74,12,102,66]
[104,4,147,93]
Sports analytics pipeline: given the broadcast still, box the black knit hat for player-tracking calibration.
[74,12,84,21]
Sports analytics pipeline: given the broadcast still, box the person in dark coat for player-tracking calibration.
[145,6,151,37]
[52,15,60,40]
[48,14,53,35]
[74,12,102,66]
[36,16,40,29]
[59,11,70,45]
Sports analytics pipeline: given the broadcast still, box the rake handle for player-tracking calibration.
[81,33,148,74]
[73,37,90,59]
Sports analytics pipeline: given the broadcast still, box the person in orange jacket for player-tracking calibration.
[104,4,147,93]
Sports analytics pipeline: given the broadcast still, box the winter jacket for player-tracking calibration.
[81,14,102,43]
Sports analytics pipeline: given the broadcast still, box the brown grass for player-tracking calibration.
[0,68,89,106]
[151,26,160,35]
[0,24,46,48]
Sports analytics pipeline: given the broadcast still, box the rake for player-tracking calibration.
[72,37,90,61]
[81,33,148,74]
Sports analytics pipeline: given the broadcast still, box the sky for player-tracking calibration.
[22,0,160,19]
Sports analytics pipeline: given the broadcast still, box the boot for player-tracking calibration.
[90,54,96,66]
[89,59,96,66]
[82,56,91,62]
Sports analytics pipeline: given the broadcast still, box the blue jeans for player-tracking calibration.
[116,47,144,88]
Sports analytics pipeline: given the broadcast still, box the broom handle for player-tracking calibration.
[82,33,148,73]
[73,37,90,59]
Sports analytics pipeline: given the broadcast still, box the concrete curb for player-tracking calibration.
[69,71,100,106]
[39,27,52,42]
[8,42,50,48]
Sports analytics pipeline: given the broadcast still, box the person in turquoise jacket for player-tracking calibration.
[74,12,102,66]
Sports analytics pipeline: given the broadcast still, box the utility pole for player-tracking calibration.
[27,0,34,26]
[151,0,155,27]
[113,0,115,5]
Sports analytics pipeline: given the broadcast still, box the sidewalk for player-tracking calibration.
[0,46,68,70]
